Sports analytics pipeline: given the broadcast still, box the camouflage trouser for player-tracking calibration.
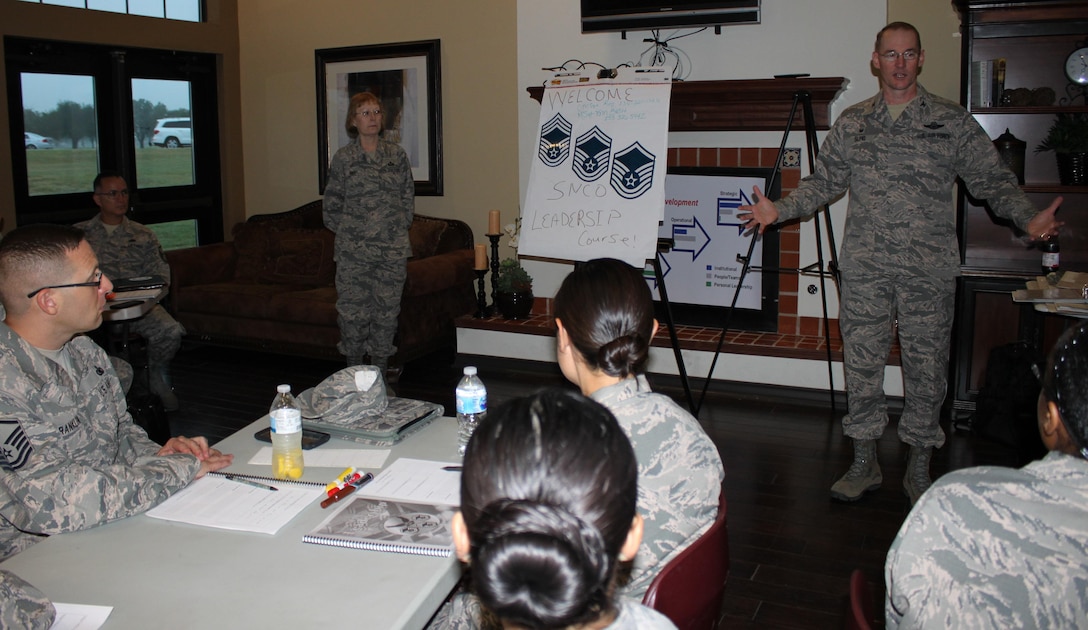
[128,305,184,371]
[334,257,406,360]
[839,271,953,448]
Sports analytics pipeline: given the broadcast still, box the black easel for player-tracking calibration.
[651,237,696,412]
[693,90,841,415]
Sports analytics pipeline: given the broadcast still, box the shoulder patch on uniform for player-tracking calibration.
[0,421,32,470]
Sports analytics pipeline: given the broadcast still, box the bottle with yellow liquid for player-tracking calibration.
[269,384,304,480]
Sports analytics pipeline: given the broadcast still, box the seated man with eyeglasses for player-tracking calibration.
[0,224,233,560]
[75,172,185,410]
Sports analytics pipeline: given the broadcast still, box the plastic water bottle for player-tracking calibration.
[455,367,487,456]
[270,384,304,479]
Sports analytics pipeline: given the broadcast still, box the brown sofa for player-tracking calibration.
[165,200,476,364]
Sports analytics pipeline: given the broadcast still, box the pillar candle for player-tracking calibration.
[488,210,501,235]
[474,243,488,270]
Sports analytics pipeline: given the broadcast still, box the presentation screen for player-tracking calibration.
[648,166,780,331]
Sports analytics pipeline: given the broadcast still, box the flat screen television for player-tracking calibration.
[581,0,760,34]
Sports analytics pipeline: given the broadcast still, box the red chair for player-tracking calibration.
[845,569,875,630]
[642,489,729,630]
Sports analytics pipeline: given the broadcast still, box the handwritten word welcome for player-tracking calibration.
[547,86,635,108]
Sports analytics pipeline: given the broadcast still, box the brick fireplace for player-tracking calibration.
[461,77,873,364]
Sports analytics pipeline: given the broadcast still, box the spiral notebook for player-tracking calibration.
[302,458,460,557]
[145,472,323,535]
[302,496,456,557]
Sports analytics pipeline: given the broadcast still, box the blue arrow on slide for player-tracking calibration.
[718,189,753,234]
[672,216,711,261]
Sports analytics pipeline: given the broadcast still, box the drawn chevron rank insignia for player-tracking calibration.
[538,113,572,167]
[0,421,32,471]
[610,142,655,199]
[572,126,612,182]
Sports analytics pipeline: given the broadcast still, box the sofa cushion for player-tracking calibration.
[231,223,271,282]
[267,287,338,327]
[409,216,448,259]
[262,228,336,286]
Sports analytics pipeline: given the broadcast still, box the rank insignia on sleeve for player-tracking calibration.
[0,422,32,470]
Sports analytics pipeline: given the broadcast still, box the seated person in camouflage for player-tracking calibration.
[554,258,724,599]
[75,172,185,410]
[447,389,677,630]
[0,569,54,629]
[885,322,1088,628]
[0,301,132,393]
[0,224,232,560]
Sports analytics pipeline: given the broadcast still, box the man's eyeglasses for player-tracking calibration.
[356,109,382,118]
[27,270,104,299]
[95,189,129,198]
[878,50,919,62]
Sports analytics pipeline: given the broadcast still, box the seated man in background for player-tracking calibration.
[75,172,185,410]
[0,224,232,560]
[885,323,1088,627]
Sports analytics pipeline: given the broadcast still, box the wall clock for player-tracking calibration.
[1065,45,1088,85]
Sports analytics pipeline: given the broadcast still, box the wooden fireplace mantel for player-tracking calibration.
[527,76,848,132]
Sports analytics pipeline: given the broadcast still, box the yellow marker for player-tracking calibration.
[334,467,355,484]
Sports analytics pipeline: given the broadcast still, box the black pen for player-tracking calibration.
[224,474,278,491]
[442,466,462,472]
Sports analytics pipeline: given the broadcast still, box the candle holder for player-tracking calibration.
[473,269,488,318]
[487,233,502,313]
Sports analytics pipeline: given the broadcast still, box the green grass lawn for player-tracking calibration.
[26,147,200,249]
[148,220,199,250]
[26,147,194,195]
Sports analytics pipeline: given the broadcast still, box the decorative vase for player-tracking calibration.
[496,290,534,320]
[1056,152,1088,186]
[992,128,1026,185]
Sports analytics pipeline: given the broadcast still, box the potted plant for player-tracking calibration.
[495,257,534,319]
[1034,112,1088,185]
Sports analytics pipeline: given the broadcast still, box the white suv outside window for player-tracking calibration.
[151,117,192,148]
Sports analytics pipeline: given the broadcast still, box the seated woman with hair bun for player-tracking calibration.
[554,257,724,600]
[450,388,677,630]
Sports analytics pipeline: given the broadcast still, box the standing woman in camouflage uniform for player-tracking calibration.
[554,257,724,600]
[323,91,414,374]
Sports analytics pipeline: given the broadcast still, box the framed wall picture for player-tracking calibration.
[316,39,443,196]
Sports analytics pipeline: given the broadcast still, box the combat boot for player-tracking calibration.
[903,446,933,505]
[830,439,882,501]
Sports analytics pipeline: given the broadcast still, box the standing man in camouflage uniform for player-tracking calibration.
[76,172,185,410]
[885,323,1088,627]
[738,22,1063,504]
[323,91,414,376]
[0,224,232,560]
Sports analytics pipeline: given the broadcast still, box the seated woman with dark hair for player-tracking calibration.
[449,388,677,630]
[553,257,724,599]
[885,322,1088,627]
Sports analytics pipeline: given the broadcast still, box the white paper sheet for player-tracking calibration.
[50,603,112,629]
[145,475,320,534]
[358,458,462,507]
